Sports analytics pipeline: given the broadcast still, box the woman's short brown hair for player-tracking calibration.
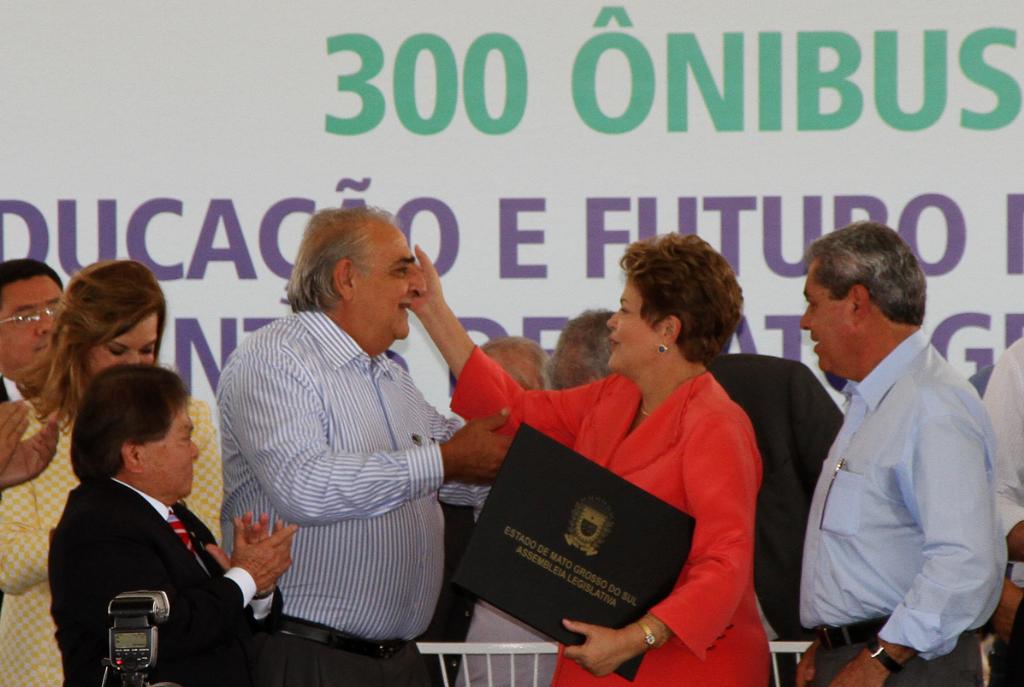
[71,365,188,482]
[619,234,743,365]
[21,260,166,424]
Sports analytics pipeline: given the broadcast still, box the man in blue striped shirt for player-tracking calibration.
[218,207,511,687]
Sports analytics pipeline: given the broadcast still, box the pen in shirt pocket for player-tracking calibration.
[819,457,847,529]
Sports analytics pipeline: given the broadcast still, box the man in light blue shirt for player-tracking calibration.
[795,222,1003,686]
[218,207,511,687]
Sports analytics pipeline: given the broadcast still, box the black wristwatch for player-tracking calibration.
[867,637,903,673]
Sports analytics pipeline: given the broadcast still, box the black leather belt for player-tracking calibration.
[814,617,889,650]
[278,617,408,660]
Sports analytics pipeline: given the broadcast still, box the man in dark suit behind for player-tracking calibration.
[709,354,842,641]
[711,354,841,687]
[49,365,296,687]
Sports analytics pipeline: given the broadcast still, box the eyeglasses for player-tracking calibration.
[0,305,59,326]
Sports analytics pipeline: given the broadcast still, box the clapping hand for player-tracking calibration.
[205,512,276,571]
[0,405,58,490]
[211,513,298,596]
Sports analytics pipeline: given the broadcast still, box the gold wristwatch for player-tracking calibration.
[638,620,656,650]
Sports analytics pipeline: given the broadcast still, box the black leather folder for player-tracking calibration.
[453,424,695,680]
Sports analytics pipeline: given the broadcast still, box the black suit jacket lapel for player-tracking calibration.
[100,482,212,582]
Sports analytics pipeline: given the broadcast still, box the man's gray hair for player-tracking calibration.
[805,221,926,326]
[481,336,550,390]
[286,206,394,313]
[548,309,613,390]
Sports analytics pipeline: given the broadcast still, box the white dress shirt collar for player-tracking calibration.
[3,377,22,401]
[111,477,173,519]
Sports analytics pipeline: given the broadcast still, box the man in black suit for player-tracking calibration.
[711,354,841,687]
[709,353,842,643]
[49,365,296,687]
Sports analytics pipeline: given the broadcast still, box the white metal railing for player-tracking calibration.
[418,642,556,687]
[416,640,812,687]
[768,641,813,686]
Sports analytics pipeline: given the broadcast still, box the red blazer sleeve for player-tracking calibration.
[651,412,761,659]
[451,346,606,447]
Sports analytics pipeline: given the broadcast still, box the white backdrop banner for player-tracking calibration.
[2,1,1023,410]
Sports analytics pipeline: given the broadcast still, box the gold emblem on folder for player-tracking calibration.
[565,497,614,556]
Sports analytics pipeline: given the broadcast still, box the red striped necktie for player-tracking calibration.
[167,511,194,553]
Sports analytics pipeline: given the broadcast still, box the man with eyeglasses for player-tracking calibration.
[0,258,62,488]
[0,259,63,622]
[0,259,63,402]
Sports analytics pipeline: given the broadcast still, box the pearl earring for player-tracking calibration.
[657,344,669,353]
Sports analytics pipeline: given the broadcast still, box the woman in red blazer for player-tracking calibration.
[415,233,768,686]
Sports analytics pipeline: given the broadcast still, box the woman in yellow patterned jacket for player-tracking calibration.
[0,260,223,687]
